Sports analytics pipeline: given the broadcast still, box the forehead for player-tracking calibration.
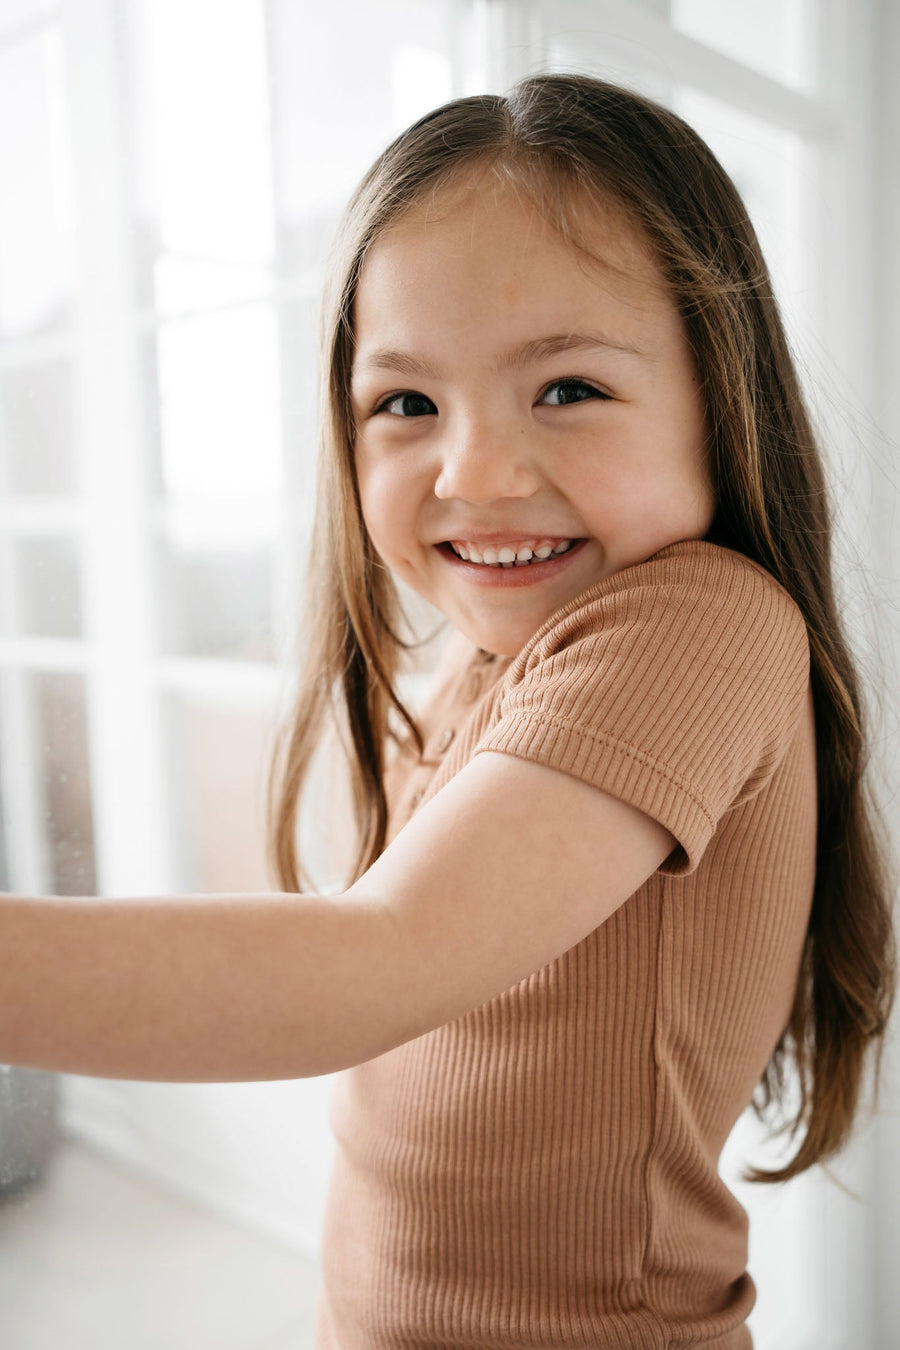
[353,170,676,353]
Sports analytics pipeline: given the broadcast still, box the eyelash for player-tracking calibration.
[374,391,437,418]
[539,378,612,407]
[372,379,611,418]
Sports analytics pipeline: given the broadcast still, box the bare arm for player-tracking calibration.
[0,752,673,1082]
[0,888,400,1080]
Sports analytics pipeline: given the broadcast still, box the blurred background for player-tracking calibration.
[0,1,898,1347]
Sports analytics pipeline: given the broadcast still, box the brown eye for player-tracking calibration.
[377,392,437,417]
[540,379,610,406]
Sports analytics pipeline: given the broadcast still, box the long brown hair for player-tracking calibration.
[267,73,896,1183]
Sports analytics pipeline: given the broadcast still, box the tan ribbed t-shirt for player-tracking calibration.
[315,540,817,1350]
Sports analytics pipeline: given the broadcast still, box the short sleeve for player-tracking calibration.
[471,541,810,875]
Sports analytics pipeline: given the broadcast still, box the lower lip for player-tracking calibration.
[435,540,588,587]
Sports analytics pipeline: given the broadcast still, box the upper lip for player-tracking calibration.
[438,532,580,545]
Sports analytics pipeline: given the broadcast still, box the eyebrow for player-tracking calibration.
[354,331,649,379]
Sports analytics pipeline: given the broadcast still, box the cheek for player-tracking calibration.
[355,453,418,564]
[567,442,712,536]
[560,442,645,515]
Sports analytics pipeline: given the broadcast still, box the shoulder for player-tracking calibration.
[498,539,810,748]
[511,540,808,677]
[476,541,811,872]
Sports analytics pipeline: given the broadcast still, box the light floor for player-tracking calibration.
[0,1138,321,1350]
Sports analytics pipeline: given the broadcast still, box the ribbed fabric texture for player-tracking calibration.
[314,541,817,1350]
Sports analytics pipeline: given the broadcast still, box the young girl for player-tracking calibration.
[1,74,896,1349]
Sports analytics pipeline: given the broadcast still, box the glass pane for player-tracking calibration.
[0,705,8,891]
[275,294,319,531]
[269,0,455,234]
[34,671,97,895]
[14,535,82,638]
[0,0,54,40]
[160,539,274,663]
[0,25,74,338]
[124,0,275,312]
[152,255,273,315]
[155,306,281,500]
[0,539,11,634]
[165,691,273,892]
[671,0,816,93]
[674,88,810,332]
[0,359,77,495]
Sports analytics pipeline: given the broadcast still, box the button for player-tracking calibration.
[435,728,455,753]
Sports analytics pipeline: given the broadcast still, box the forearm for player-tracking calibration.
[0,890,399,1082]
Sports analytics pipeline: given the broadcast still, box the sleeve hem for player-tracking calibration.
[473,711,716,875]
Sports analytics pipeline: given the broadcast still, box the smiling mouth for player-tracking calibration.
[444,538,579,568]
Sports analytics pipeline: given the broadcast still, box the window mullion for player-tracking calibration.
[62,0,171,896]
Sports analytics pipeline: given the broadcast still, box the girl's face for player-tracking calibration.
[350,173,715,656]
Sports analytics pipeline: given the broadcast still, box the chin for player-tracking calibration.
[457,618,541,659]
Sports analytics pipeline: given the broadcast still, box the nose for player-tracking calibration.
[433,413,541,504]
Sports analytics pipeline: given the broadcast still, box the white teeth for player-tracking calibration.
[448,538,577,567]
